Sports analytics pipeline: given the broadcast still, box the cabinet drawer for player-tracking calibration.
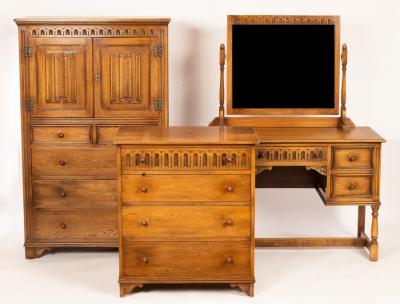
[32,180,117,210]
[31,146,116,177]
[121,147,252,170]
[122,241,251,279]
[121,174,250,202]
[32,126,91,144]
[332,146,373,170]
[331,175,373,198]
[122,206,250,240]
[32,210,118,241]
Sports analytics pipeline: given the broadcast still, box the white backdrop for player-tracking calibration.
[0,0,399,303]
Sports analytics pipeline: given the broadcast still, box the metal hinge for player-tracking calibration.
[152,98,163,111]
[153,44,163,57]
[25,99,34,112]
[24,45,32,57]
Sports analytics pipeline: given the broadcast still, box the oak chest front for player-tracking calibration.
[115,126,258,297]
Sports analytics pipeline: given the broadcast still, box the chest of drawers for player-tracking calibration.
[115,126,258,297]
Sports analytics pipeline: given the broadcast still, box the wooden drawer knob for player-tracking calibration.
[225,256,233,264]
[348,183,357,190]
[225,185,233,192]
[142,257,149,264]
[225,156,233,162]
[224,218,234,226]
[140,186,148,193]
[60,191,67,198]
[348,155,358,162]
[58,160,66,166]
[140,220,148,227]
[60,223,67,230]
[58,131,65,138]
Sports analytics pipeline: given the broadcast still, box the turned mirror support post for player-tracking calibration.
[219,43,226,125]
[340,43,351,130]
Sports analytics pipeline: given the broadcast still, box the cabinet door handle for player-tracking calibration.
[95,74,100,81]
[58,131,65,138]
[58,160,66,166]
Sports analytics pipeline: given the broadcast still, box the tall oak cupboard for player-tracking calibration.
[14,18,170,258]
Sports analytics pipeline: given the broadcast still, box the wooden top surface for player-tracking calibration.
[115,126,259,145]
[14,17,171,25]
[256,127,385,143]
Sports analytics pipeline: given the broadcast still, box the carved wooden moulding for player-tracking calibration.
[27,26,160,38]
[231,15,336,25]
[121,148,251,170]
[256,146,327,163]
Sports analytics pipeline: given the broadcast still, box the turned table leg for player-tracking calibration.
[357,206,366,238]
[370,205,380,262]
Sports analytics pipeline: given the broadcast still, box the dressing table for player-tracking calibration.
[210,15,385,261]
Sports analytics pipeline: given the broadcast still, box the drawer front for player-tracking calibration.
[32,210,118,241]
[122,206,250,240]
[31,146,116,177]
[332,146,373,170]
[122,241,251,279]
[256,145,327,165]
[32,180,117,210]
[331,175,373,198]
[32,125,92,144]
[121,174,250,202]
[121,147,252,170]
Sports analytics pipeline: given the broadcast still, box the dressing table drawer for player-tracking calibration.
[121,174,250,202]
[332,146,373,170]
[122,241,251,279]
[31,125,92,144]
[330,175,373,200]
[122,205,250,240]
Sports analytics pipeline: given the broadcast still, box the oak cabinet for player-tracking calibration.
[15,17,170,258]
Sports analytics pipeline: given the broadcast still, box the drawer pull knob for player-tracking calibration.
[225,156,233,162]
[60,191,67,198]
[224,218,234,226]
[140,220,148,227]
[348,183,357,190]
[142,257,149,264]
[60,223,67,229]
[140,187,148,193]
[58,132,65,138]
[225,185,233,192]
[58,160,66,166]
[348,155,358,162]
[225,256,233,264]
